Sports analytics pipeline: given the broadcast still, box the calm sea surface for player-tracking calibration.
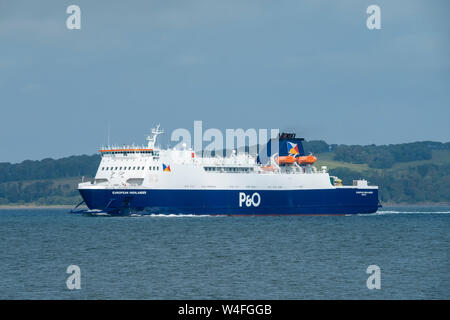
[0,206,449,299]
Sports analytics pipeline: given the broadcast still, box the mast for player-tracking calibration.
[146,124,164,149]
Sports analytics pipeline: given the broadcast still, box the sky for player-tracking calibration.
[0,0,449,163]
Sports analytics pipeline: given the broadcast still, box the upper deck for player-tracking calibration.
[99,146,159,157]
[82,126,377,191]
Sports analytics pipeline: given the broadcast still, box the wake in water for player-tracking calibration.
[74,208,450,217]
[361,210,450,216]
[71,210,219,218]
[144,213,219,218]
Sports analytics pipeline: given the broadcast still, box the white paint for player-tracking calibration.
[79,127,379,192]
[239,192,261,207]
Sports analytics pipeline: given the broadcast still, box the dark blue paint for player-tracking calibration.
[78,188,379,215]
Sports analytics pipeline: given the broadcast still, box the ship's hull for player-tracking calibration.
[78,187,380,216]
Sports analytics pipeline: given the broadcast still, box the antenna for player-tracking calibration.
[146,124,164,149]
[107,122,110,147]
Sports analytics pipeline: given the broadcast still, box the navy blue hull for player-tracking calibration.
[78,188,380,215]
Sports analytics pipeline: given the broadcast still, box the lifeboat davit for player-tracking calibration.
[296,155,317,165]
[275,156,297,165]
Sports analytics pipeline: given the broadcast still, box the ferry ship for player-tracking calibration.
[75,126,380,216]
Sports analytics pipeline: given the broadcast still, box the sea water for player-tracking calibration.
[0,206,449,299]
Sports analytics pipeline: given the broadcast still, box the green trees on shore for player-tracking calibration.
[328,141,449,169]
[0,141,449,205]
[0,154,100,205]
[0,154,100,183]
[329,164,450,204]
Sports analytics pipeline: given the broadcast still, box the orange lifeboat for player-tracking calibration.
[275,156,297,165]
[296,155,317,165]
[261,165,277,172]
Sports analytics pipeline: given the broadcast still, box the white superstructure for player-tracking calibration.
[78,126,375,192]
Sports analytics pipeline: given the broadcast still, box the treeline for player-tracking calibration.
[0,154,100,183]
[329,163,450,203]
[331,143,432,169]
[304,140,450,169]
[302,140,330,154]
[0,180,81,205]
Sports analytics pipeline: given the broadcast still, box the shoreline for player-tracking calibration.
[0,203,449,209]
[380,202,450,207]
[0,204,77,209]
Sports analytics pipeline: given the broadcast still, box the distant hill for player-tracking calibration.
[305,140,450,204]
[0,141,449,206]
[0,155,100,205]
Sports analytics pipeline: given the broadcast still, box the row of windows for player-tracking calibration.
[204,167,254,173]
[101,166,160,171]
[102,151,158,155]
